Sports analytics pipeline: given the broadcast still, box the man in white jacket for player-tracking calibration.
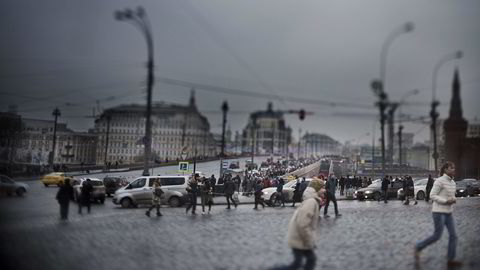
[274,178,326,270]
[414,161,462,267]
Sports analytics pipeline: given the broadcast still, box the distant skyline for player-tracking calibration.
[1,0,479,145]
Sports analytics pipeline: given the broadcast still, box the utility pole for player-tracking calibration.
[50,108,61,171]
[398,124,403,166]
[297,128,302,160]
[104,113,112,170]
[221,101,229,157]
[387,102,398,168]
[250,115,257,171]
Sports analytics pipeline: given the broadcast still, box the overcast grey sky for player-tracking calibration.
[1,0,479,145]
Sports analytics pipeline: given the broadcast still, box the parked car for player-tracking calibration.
[261,178,312,205]
[41,172,67,187]
[113,175,189,208]
[397,178,428,200]
[103,176,128,197]
[0,175,29,197]
[355,180,404,201]
[72,178,106,204]
[455,179,479,197]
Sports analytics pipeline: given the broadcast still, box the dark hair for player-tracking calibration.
[440,161,455,175]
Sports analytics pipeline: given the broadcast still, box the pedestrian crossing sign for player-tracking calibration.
[179,162,189,172]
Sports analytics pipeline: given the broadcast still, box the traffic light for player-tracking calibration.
[299,109,305,120]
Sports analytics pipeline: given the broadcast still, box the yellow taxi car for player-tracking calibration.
[41,172,67,187]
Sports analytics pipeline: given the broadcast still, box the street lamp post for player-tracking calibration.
[431,51,463,176]
[50,108,61,171]
[397,89,419,167]
[221,101,229,157]
[297,128,302,159]
[372,21,414,177]
[115,6,155,176]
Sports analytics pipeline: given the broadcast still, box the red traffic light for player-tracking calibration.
[299,109,305,120]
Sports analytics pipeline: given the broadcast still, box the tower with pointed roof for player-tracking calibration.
[443,68,468,179]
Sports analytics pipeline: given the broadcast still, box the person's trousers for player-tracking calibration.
[226,194,236,208]
[148,202,161,214]
[274,248,316,270]
[60,203,69,220]
[340,186,344,196]
[324,194,338,215]
[254,196,264,208]
[79,197,91,214]
[186,193,197,213]
[382,190,388,202]
[416,212,457,260]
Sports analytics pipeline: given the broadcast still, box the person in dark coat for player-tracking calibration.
[324,175,341,218]
[339,177,345,196]
[201,177,214,214]
[253,180,265,209]
[56,178,74,220]
[426,174,434,202]
[404,176,417,205]
[276,177,286,207]
[291,179,301,207]
[381,175,390,203]
[185,174,199,215]
[224,178,237,209]
[78,178,93,214]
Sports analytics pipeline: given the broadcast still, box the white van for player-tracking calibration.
[113,175,190,208]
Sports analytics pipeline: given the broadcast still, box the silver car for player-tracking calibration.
[0,175,29,197]
[72,178,106,204]
[113,175,189,208]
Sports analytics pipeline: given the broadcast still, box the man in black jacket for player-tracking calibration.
[224,177,237,209]
[324,175,341,218]
[79,179,93,214]
[381,175,390,203]
[56,178,74,220]
[425,174,434,202]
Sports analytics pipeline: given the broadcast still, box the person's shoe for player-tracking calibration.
[447,260,463,267]
[145,211,150,217]
[324,214,330,218]
[335,213,342,217]
[157,212,163,217]
[234,204,238,209]
[201,211,206,215]
[414,201,418,205]
[192,212,196,215]
[253,207,258,210]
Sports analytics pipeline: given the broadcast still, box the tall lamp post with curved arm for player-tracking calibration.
[115,7,155,176]
[397,89,419,166]
[431,51,463,176]
[372,22,414,177]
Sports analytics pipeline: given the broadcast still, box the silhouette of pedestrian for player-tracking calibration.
[146,179,163,217]
[185,174,199,215]
[56,178,74,220]
[78,178,93,214]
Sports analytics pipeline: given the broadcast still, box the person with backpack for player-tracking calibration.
[146,179,163,217]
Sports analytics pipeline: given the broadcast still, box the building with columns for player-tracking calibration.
[241,103,292,156]
[94,90,217,165]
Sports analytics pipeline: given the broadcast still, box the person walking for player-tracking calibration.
[339,176,345,196]
[201,177,214,214]
[276,177,286,207]
[56,178,74,220]
[380,175,390,203]
[425,174,434,202]
[224,177,237,209]
[253,180,265,210]
[272,178,326,270]
[145,179,163,217]
[414,161,462,267]
[324,175,341,218]
[291,179,301,207]
[185,174,199,215]
[78,178,93,214]
[404,176,417,205]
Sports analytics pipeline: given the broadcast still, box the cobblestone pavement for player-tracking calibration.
[1,181,479,270]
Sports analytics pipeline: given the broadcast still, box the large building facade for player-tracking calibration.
[301,133,341,157]
[94,91,216,165]
[241,103,292,156]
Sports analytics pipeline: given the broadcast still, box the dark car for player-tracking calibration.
[355,180,403,201]
[103,176,128,197]
[455,179,479,197]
